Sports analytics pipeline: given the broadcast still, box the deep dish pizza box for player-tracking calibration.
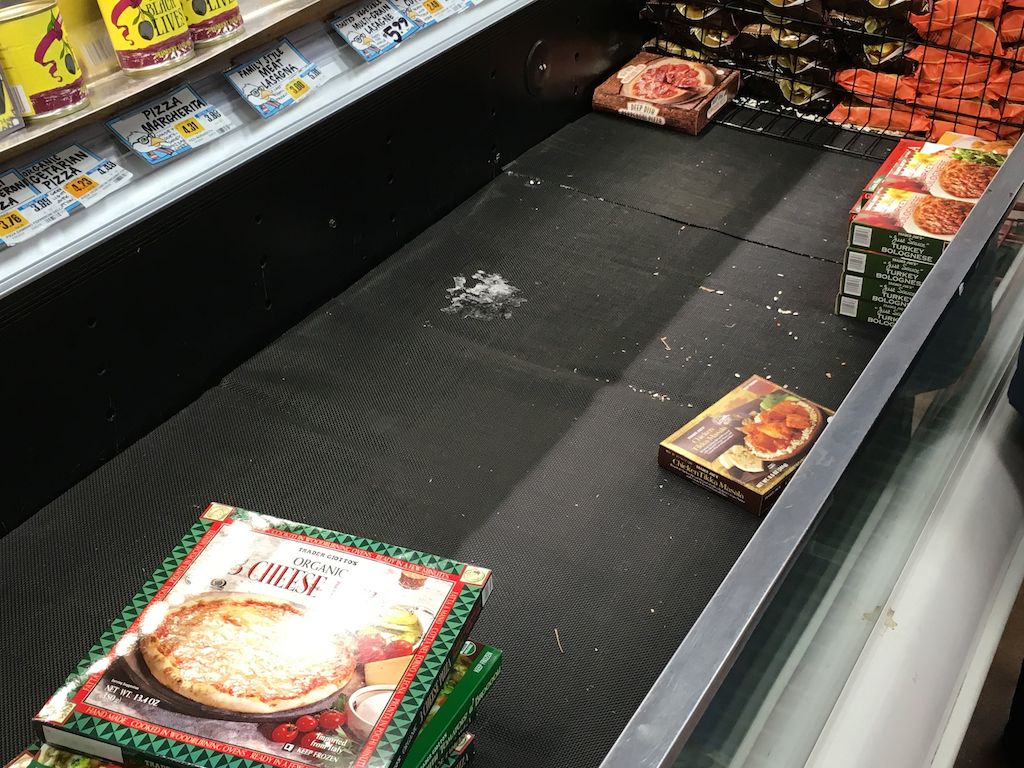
[400,643,500,768]
[592,52,740,135]
[659,376,833,515]
[835,293,904,327]
[34,503,493,768]
[850,187,974,262]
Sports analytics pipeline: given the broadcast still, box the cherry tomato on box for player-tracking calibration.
[317,709,346,731]
[384,639,414,659]
[299,732,321,751]
[295,715,318,733]
[270,723,299,743]
[357,633,387,664]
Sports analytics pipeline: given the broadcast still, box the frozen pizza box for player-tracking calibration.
[835,293,904,327]
[659,376,833,515]
[592,52,740,135]
[839,271,917,307]
[401,643,500,768]
[850,187,974,262]
[34,503,493,768]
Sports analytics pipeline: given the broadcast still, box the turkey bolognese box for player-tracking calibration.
[592,52,740,135]
[35,503,493,768]
[659,376,833,515]
[850,187,975,262]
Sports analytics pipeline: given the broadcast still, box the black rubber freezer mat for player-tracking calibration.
[509,113,879,262]
[0,174,883,768]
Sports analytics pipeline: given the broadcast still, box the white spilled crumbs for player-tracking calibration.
[442,271,526,321]
[778,308,793,315]
[628,384,671,402]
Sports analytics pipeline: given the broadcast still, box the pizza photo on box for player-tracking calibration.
[35,504,492,768]
[593,52,740,134]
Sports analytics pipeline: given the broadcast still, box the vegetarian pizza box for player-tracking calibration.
[593,52,740,135]
[34,504,493,768]
[659,376,833,515]
[850,187,974,262]
[844,247,935,286]
[401,642,501,768]
[835,293,904,327]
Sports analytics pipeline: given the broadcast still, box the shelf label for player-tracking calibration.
[388,0,467,28]
[19,145,133,213]
[106,85,233,166]
[331,0,418,62]
[0,172,67,247]
[225,39,329,119]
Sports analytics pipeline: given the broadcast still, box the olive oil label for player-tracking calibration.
[0,169,66,246]
[106,85,233,166]
[331,0,418,62]
[225,39,327,120]
[19,144,132,213]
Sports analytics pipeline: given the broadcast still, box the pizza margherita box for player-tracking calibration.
[659,376,833,515]
[592,52,740,135]
[34,504,493,768]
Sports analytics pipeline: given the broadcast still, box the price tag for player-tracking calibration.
[19,144,133,213]
[331,0,418,62]
[106,85,233,166]
[225,39,330,120]
[0,175,68,247]
[387,0,464,28]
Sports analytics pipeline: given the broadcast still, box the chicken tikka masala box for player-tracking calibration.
[659,376,833,515]
[593,52,740,135]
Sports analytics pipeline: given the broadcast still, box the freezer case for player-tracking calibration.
[0,2,1022,768]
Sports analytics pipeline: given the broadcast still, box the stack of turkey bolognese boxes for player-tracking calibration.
[837,133,1009,327]
[26,503,502,768]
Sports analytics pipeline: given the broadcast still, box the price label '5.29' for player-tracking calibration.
[175,117,205,139]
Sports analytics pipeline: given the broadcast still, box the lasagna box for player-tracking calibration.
[850,187,974,262]
[593,52,740,135]
[659,376,833,515]
[35,504,493,768]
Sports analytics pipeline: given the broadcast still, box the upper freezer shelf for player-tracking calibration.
[0,0,533,300]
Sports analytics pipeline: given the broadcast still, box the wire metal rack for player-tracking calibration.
[641,0,1024,160]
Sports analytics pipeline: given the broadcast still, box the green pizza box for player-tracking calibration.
[849,187,972,263]
[838,271,916,309]
[835,293,904,328]
[400,643,501,768]
[440,734,473,768]
[843,248,934,288]
[34,503,493,768]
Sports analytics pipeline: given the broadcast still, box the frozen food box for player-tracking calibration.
[850,186,974,261]
[35,503,493,768]
[844,246,934,284]
[659,376,833,515]
[840,270,919,307]
[441,734,473,768]
[593,52,740,135]
[402,642,501,768]
[859,138,925,206]
[835,293,904,327]
[877,142,1007,202]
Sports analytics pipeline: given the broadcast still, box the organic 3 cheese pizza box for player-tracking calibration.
[34,504,493,768]
[659,376,833,515]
